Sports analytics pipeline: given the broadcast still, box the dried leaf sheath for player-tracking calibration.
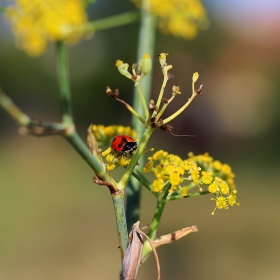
[123,222,144,280]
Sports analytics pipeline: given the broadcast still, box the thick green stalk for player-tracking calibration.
[126,0,157,232]
[112,192,129,260]
[56,41,73,125]
[64,130,112,182]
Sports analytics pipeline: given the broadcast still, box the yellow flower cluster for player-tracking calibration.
[131,0,209,39]
[92,125,137,146]
[102,146,133,171]
[143,150,239,214]
[6,0,88,56]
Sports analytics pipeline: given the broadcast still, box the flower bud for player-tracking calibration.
[139,53,152,75]
[116,60,132,79]
[192,72,199,83]
[158,53,168,68]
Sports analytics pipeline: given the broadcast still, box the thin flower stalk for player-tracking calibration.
[153,72,169,117]
[135,83,150,122]
[161,91,197,124]
[161,73,200,125]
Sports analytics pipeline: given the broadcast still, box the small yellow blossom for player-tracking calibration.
[181,186,188,197]
[153,150,168,161]
[201,171,213,184]
[6,0,88,56]
[169,172,183,186]
[222,164,232,175]
[219,180,229,195]
[152,178,165,193]
[215,196,228,210]
[118,156,131,167]
[190,164,200,183]
[107,162,116,171]
[227,190,239,206]
[213,160,222,171]
[102,147,112,157]
[143,159,154,173]
[208,182,218,194]
[106,153,115,163]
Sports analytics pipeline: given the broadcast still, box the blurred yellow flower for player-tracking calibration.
[6,0,88,56]
[131,0,209,39]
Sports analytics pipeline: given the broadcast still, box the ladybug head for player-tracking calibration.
[123,141,137,155]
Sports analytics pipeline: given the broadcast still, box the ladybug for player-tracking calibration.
[111,135,138,155]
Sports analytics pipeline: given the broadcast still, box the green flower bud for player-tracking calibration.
[116,60,132,79]
[139,53,152,75]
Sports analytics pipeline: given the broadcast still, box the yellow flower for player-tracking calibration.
[181,186,188,197]
[143,159,154,173]
[152,178,165,193]
[227,190,239,207]
[131,0,209,39]
[152,150,168,161]
[6,0,89,56]
[169,172,183,186]
[213,160,222,171]
[208,182,218,194]
[201,171,213,184]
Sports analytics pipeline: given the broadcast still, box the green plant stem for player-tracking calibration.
[142,189,169,259]
[83,11,140,32]
[55,41,127,261]
[135,84,149,122]
[112,192,129,261]
[132,170,154,193]
[166,190,210,201]
[125,0,157,232]
[56,41,73,125]
[64,130,110,179]
[0,92,30,125]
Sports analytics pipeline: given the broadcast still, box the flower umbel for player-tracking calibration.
[6,0,89,56]
[143,150,239,214]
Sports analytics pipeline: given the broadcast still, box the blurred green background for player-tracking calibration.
[1,0,280,279]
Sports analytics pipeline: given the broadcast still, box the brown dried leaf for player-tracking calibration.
[153,226,198,248]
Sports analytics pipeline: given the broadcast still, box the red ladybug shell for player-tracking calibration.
[111,135,137,154]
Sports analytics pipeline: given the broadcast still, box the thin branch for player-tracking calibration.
[82,11,140,33]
